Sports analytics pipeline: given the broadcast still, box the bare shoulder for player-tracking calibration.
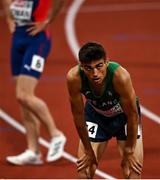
[113,65,135,97]
[113,65,131,85]
[67,65,81,93]
[67,65,80,82]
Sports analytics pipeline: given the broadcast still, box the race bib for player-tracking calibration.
[86,121,98,138]
[10,0,33,20]
[31,55,44,72]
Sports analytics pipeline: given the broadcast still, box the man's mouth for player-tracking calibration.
[92,77,100,82]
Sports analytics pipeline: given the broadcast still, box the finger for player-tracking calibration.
[77,158,86,166]
[77,161,85,168]
[28,22,36,26]
[77,164,87,172]
[130,161,142,174]
[28,31,36,36]
[26,26,35,32]
[77,158,83,164]
[122,165,130,178]
[137,161,142,168]
[77,161,87,171]
[77,154,86,164]
[29,29,40,36]
[131,164,142,175]
[131,158,142,167]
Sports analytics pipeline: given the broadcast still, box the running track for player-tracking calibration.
[0,0,160,178]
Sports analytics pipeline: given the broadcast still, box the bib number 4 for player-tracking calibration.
[86,122,98,138]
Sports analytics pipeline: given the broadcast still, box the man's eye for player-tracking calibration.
[85,67,92,71]
[96,63,103,69]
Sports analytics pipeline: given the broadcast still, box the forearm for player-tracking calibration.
[46,0,64,24]
[125,112,138,154]
[2,0,11,17]
[73,114,93,153]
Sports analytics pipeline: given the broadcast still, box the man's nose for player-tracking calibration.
[92,68,98,76]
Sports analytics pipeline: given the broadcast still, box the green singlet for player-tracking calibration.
[79,61,123,117]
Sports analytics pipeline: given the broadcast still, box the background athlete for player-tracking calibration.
[67,42,143,179]
[2,0,66,165]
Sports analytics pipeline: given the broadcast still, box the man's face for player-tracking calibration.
[81,59,107,85]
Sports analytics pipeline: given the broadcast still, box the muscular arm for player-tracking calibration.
[2,0,11,16]
[67,66,97,178]
[67,67,93,153]
[2,0,15,33]
[114,66,142,177]
[114,66,138,153]
[46,0,64,24]
[27,0,64,35]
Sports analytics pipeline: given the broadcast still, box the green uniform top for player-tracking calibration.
[79,61,124,117]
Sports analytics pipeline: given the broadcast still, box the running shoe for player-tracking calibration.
[6,149,43,165]
[46,134,66,162]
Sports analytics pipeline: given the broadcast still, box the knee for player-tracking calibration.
[16,90,30,107]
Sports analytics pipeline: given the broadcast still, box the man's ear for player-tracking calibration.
[105,59,109,65]
[79,63,84,70]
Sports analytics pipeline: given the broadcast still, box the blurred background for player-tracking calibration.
[0,0,160,179]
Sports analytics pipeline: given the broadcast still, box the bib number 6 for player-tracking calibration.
[86,122,98,138]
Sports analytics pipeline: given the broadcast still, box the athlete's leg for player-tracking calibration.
[77,140,108,179]
[16,75,66,162]
[6,77,43,164]
[20,106,40,153]
[14,77,40,152]
[117,137,143,179]
[16,75,63,138]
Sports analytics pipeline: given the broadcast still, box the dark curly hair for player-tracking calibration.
[78,42,106,63]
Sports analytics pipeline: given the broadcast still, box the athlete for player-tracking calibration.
[3,0,66,165]
[67,42,143,179]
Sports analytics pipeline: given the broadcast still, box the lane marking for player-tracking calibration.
[64,0,160,125]
[65,0,85,59]
[141,106,160,124]
[0,108,116,179]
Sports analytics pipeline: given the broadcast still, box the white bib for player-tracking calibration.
[10,0,33,25]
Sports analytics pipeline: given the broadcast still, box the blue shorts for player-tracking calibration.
[11,26,51,79]
[84,101,141,142]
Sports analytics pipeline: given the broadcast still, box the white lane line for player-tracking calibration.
[0,108,116,179]
[141,106,160,124]
[64,0,85,59]
[0,108,77,162]
[64,0,160,125]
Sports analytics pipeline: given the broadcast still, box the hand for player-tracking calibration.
[121,153,142,178]
[26,20,49,36]
[77,152,98,179]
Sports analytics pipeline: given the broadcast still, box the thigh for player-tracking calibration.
[16,75,38,95]
[78,140,108,162]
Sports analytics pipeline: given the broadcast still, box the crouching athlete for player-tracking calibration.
[67,42,143,179]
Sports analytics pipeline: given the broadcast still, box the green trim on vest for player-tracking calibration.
[79,61,120,100]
